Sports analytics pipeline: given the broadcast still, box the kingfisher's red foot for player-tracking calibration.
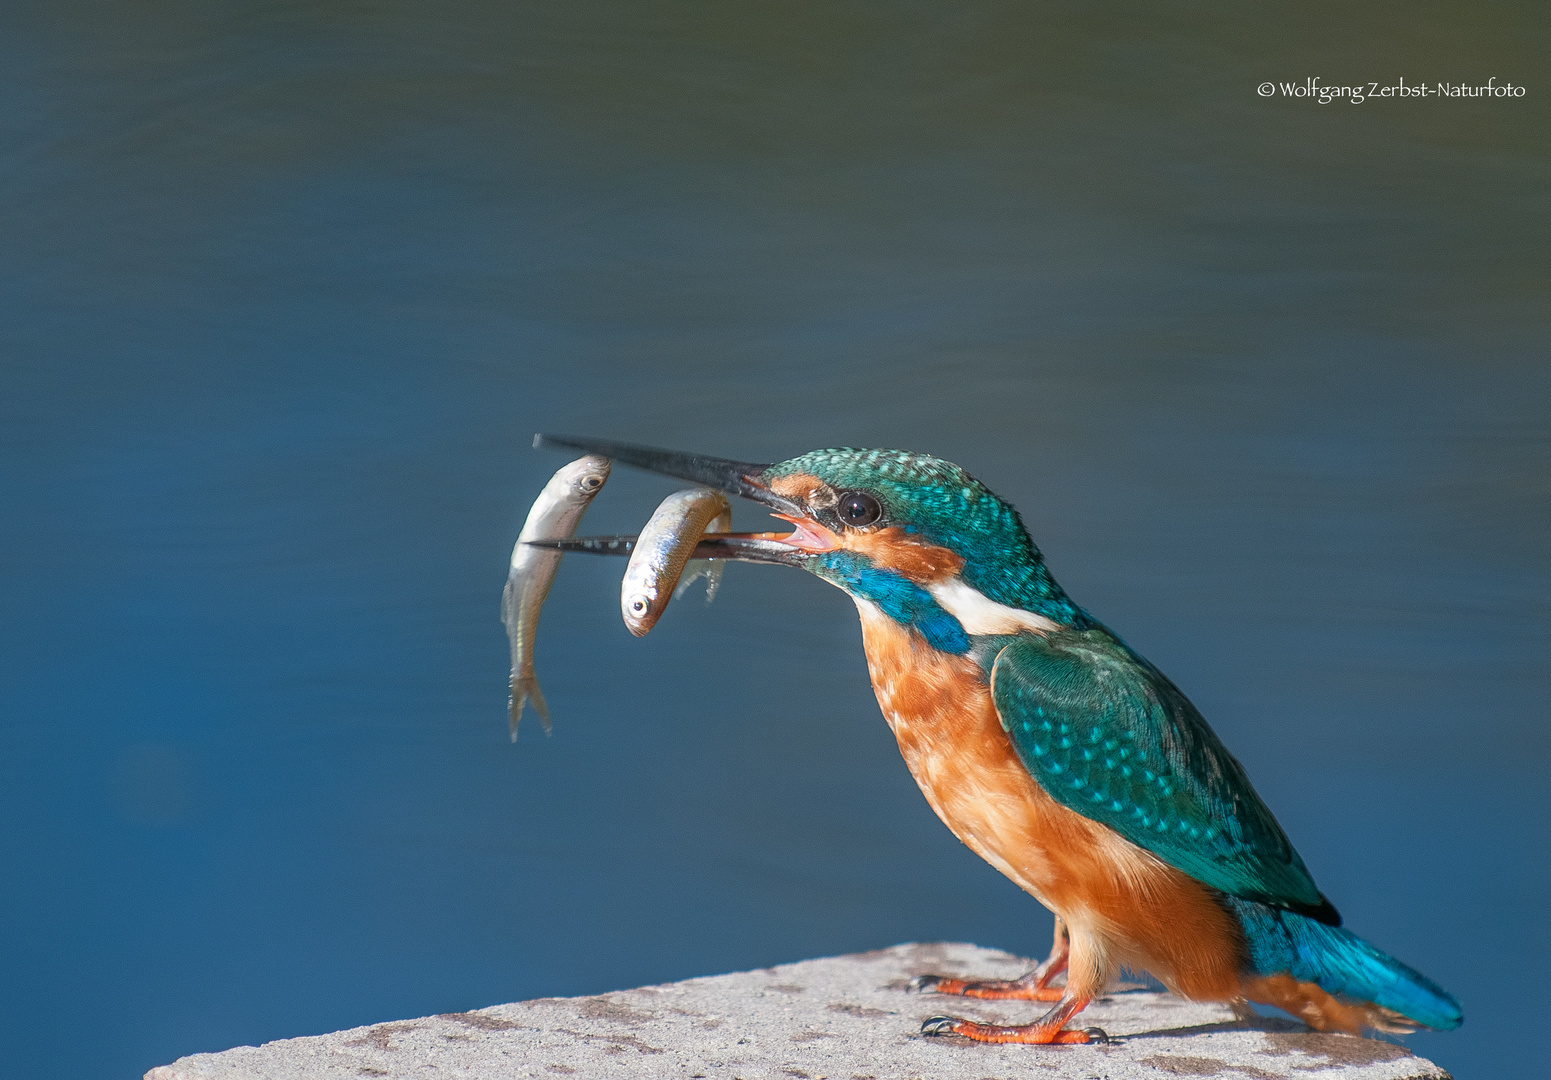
[919,993,1100,1045]
[910,938,1068,1002]
[919,1015,1104,1044]
[910,973,1065,1001]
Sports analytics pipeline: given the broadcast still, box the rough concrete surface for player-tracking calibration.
[146,943,1450,1080]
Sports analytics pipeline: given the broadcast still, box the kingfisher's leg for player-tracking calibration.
[911,919,1069,1001]
[921,993,1100,1045]
[1045,915,1068,969]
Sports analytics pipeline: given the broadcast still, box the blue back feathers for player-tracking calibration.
[992,630,1337,921]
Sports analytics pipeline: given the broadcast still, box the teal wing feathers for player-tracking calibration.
[991,629,1339,924]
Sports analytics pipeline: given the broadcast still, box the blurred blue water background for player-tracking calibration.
[2,3,1547,1077]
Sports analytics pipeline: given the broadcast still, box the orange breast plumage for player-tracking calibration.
[852,597,1246,1002]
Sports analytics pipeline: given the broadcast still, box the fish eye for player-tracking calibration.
[579,475,604,491]
[836,490,882,528]
[628,594,650,616]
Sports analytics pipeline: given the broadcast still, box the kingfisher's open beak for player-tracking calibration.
[533,434,810,564]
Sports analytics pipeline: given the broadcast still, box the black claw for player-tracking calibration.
[920,1015,960,1036]
[1082,1026,1111,1045]
[909,975,943,994]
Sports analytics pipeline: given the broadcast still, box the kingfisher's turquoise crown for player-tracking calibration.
[763,448,1087,627]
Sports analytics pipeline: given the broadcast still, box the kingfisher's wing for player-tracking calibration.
[991,628,1339,923]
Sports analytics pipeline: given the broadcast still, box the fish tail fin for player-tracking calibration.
[702,560,724,603]
[1230,898,1462,1033]
[700,509,730,603]
[673,559,724,603]
[509,671,552,741]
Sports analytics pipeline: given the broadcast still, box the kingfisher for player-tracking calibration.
[533,434,1463,1046]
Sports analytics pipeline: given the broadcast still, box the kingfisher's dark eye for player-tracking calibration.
[837,490,882,528]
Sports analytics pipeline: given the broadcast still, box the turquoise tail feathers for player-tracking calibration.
[1226,898,1462,1032]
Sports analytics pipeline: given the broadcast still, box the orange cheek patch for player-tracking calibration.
[844,527,963,583]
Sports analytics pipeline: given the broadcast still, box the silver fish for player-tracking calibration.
[673,501,732,603]
[620,487,732,636]
[502,454,611,738]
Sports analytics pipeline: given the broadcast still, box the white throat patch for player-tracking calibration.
[925,577,1061,636]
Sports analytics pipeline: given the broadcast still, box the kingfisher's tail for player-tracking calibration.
[1227,898,1462,1033]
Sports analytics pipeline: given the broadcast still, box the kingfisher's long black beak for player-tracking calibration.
[533,434,808,565]
[534,434,804,516]
[523,533,803,565]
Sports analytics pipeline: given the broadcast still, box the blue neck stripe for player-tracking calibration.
[813,551,971,654]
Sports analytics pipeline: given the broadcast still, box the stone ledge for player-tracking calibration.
[145,942,1449,1080]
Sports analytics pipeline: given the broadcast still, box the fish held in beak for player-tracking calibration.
[503,454,611,738]
[620,487,733,636]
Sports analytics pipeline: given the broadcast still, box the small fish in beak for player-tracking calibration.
[502,455,610,738]
[620,487,732,636]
